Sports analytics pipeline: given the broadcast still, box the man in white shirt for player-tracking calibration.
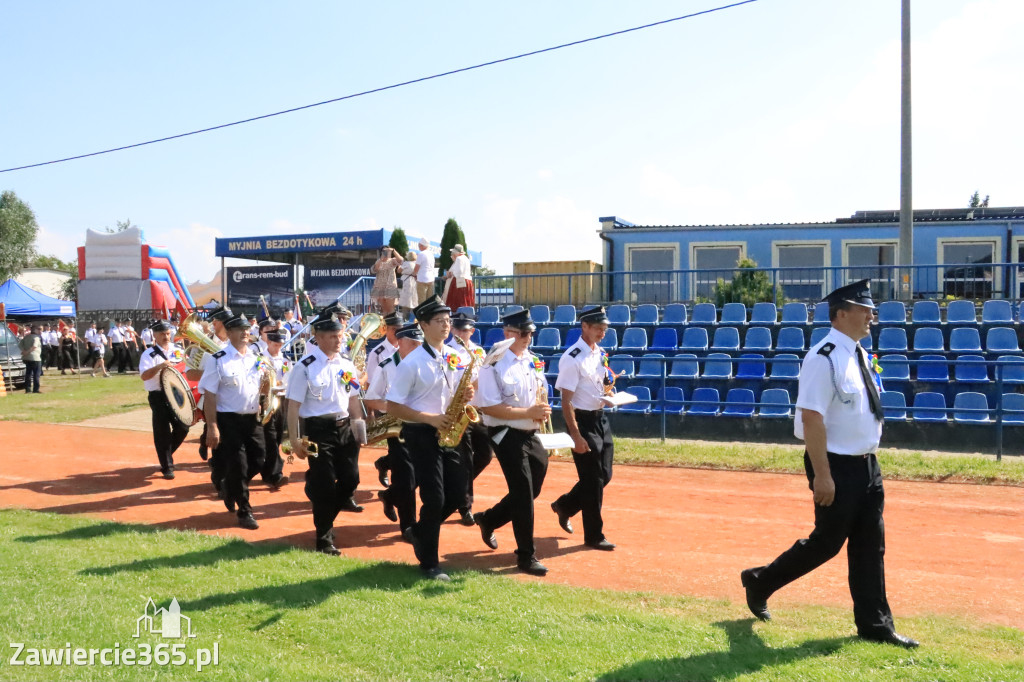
[108,321,127,374]
[257,329,290,490]
[741,280,918,649]
[412,237,436,306]
[138,320,189,479]
[140,324,155,349]
[365,312,402,487]
[85,322,111,378]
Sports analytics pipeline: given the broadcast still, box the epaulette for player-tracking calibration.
[568,348,582,358]
[817,342,835,357]
[379,357,394,369]
[373,345,386,355]
[212,350,227,359]
[301,356,316,367]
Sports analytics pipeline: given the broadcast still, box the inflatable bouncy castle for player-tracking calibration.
[76,227,195,315]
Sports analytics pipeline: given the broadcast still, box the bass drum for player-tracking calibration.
[161,366,198,427]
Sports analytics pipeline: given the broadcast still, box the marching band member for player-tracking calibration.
[366,311,402,487]
[551,305,617,551]
[386,296,472,582]
[362,321,423,536]
[285,309,367,555]
[140,323,155,349]
[187,307,231,476]
[473,309,552,576]
[138,320,189,479]
[445,312,492,525]
[198,313,268,530]
[258,329,290,489]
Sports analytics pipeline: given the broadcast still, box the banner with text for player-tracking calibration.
[226,265,293,315]
[303,265,374,308]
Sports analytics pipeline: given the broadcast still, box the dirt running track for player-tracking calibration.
[1,421,1021,629]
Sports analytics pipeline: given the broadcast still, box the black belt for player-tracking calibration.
[574,408,603,417]
[826,451,875,460]
[305,415,350,427]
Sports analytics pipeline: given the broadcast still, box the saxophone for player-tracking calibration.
[366,413,404,446]
[437,336,481,448]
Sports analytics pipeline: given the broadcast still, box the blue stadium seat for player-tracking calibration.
[996,356,1024,384]
[810,327,830,347]
[954,355,988,384]
[759,388,792,418]
[812,301,830,325]
[781,302,808,325]
[563,328,582,349]
[913,392,948,422]
[618,327,649,352]
[620,386,652,414]
[711,327,741,350]
[663,303,688,326]
[859,335,873,352]
[607,304,631,327]
[552,305,576,326]
[690,303,718,325]
[775,327,805,352]
[478,306,500,325]
[913,327,945,353]
[1000,393,1024,424]
[598,328,619,351]
[636,354,665,379]
[878,354,911,381]
[634,304,660,326]
[877,301,907,325]
[877,328,908,353]
[950,327,982,353]
[982,300,1013,325]
[688,387,720,415]
[912,300,941,325]
[680,327,709,352]
[945,300,977,325]
[669,353,700,379]
[721,303,747,325]
[722,388,755,417]
[953,391,990,423]
[986,327,1020,353]
[470,329,482,346]
[649,328,679,352]
[532,327,561,353]
[881,391,908,420]
[750,302,778,326]
[743,327,773,351]
[544,354,562,382]
[770,354,800,379]
[457,306,475,318]
[661,386,686,415]
[503,305,524,316]
[916,354,949,382]
[702,353,733,379]
[609,355,635,379]
[547,383,560,409]
[483,327,505,349]
[529,305,551,325]
[736,354,766,380]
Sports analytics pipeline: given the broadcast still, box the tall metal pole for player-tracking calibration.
[898,0,913,301]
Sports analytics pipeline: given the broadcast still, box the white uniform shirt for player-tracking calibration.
[46,330,59,347]
[109,326,124,343]
[555,337,608,411]
[138,343,185,392]
[386,343,459,414]
[285,342,360,418]
[140,328,154,346]
[265,349,291,388]
[366,338,398,385]
[795,328,882,456]
[446,337,484,405]
[415,249,435,283]
[477,347,545,431]
[364,350,401,409]
[84,328,98,348]
[197,343,264,414]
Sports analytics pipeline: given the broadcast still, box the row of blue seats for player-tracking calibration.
[462,299,1020,328]
[881,391,1024,423]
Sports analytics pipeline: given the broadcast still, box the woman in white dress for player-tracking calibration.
[397,249,418,315]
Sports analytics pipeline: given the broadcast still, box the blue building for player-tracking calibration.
[598,207,1024,303]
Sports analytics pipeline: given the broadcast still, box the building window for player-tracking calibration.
[941,240,996,298]
[774,243,828,300]
[627,246,676,303]
[846,242,897,301]
[692,244,743,299]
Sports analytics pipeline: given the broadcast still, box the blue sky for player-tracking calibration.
[2,0,1021,284]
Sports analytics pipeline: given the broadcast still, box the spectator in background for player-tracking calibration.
[443,244,475,311]
[412,237,436,308]
[19,323,43,393]
[398,250,419,316]
[59,327,77,374]
[371,246,403,315]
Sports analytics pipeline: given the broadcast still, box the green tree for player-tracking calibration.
[438,217,467,272]
[968,191,990,208]
[25,253,78,301]
[474,264,511,288]
[388,226,410,258]
[104,218,137,233]
[0,190,39,282]
[713,257,783,307]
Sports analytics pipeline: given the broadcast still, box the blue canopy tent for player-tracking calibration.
[0,279,76,318]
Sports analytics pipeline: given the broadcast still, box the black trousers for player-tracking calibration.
[303,416,361,548]
[147,391,190,472]
[380,435,416,531]
[112,342,127,373]
[259,408,286,483]
[458,421,493,513]
[477,427,549,561]
[202,421,225,489]
[555,409,614,544]
[46,346,59,368]
[744,452,894,637]
[216,412,265,517]
[403,423,466,570]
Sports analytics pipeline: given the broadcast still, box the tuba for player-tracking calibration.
[257,360,279,425]
[176,312,224,371]
[348,313,384,373]
[438,336,481,448]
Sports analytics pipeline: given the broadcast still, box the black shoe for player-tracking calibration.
[517,558,549,576]
[476,513,497,550]
[268,475,289,490]
[338,497,364,513]
[584,539,616,551]
[740,568,771,622]
[222,490,235,513]
[401,526,416,545]
[378,491,397,522]
[459,509,475,526]
[374,458,390,488]
[422,567,451,582]
[161,469,175,480]
[551,501,574,534]
[316,543,341,556]
[859,631,919,649]
[198,448,208,461]
[238,513,259,530]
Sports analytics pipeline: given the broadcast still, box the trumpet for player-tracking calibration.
[537,382,567,457]
[282,437,319,464]
[176,312,224,371]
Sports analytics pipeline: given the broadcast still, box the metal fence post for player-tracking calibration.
[660,357,667,442]
[995,360,1004,461]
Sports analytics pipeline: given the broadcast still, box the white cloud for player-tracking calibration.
[537,169,554,181]
[34,223,79,262]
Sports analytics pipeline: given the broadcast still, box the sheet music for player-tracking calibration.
[536,432,575,450]
[600,391,638,407]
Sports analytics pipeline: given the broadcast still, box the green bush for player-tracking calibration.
[713,257,783,307]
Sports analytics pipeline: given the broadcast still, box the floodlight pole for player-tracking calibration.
[898,0,913,301]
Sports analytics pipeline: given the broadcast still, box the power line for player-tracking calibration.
[1,0,760,174]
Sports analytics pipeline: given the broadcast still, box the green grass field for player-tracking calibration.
[0,510,1021,682]
[0,373,146,423]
